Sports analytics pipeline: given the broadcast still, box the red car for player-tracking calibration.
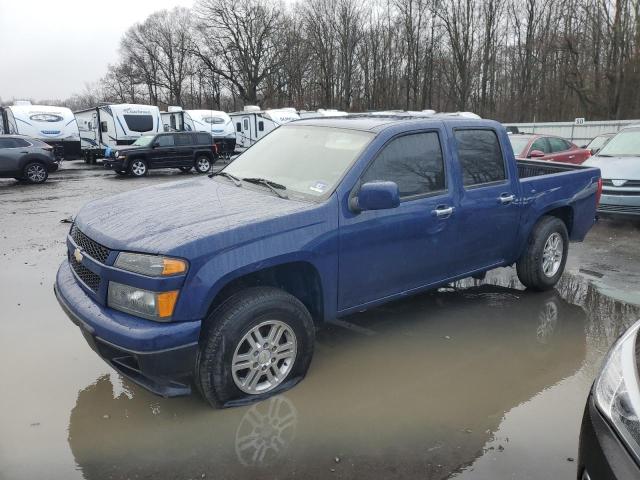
[508,134,591,164]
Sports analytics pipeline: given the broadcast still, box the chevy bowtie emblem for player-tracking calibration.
[612,179,627,187]
[73,248,83,263]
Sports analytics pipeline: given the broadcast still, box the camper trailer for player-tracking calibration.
[75,104,162,163]
[0,101,81,159]
[229,106,300,149]
[161,107,236,153]
[298,108,348,119]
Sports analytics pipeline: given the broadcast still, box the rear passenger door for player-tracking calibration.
[174,133,195,166]
[546,137,579,164]
[451,127,521,271]
[0,138,20,173]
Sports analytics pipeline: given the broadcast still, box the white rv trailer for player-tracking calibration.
[0,101,81,159]
[229,106,300,149]
[74,104,162,163]
[298,108,348,119]
[161,107,236,153]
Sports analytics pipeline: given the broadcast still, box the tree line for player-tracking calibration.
[55,0,640,121]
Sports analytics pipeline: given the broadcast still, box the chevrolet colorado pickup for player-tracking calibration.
[54,116,602,407]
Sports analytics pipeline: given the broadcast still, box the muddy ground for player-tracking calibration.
[1,162,639,480]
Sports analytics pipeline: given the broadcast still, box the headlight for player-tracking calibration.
[594,320,640,456]
[108,281,178,321]
[114,151,120,158]
[114,252,187,276]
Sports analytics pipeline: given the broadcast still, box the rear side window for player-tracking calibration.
[454,129,506,187]
[175,134,193,146]
[123,115,153,133]
[548,137,570,152]
[196,133,212,145]
[13,138,31,147]
[156,135,174,147]
[530,138,551,154]
[0,138,17,148]
[361,132,446,199]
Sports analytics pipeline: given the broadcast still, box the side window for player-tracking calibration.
[13,138,30,147]
[548,137,570,152]
[258,121,264,132]
[156,135,175,147]
[236,122,241,132]
[174,134,192,146]
[100,121,108,133]
[243,119,249,131]
[196,133,211,145]
[0,138,16,148]
[530,138,550,154]
[454,129,506,187]
[361,132,446,199]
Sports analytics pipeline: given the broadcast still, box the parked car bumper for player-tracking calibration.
[578,393,640,480]
[597,192,640,216]
[54,260,201,397]
[102,158,126,171]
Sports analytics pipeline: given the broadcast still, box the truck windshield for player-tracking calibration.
[598,130,640,157]
[222,125,374,199]
[132,135,154,147]
[508,136,531,156]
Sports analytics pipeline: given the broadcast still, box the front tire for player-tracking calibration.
[129,159,148,177]
[23,162,48,184]
[194,155,212,174]
[516,216,568,291]
[196,287,315,408]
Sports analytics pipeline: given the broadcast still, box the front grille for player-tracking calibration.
[598,204,640,214]
[70,225,111,263]
[602,188,640,196]
[602,179,640,187]
[69,254,101,292]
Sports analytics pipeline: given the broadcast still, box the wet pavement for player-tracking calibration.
[1,162,639,479]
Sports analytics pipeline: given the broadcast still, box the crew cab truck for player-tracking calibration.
[54,116,601,407]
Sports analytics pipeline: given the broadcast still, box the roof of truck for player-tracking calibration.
[291,114,492,132]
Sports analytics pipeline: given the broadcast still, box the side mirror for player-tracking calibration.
[590,148,598,155]
[350,181,400,212]
[151,141,159,148]
[528,149,545,158]
[580,144,588,148]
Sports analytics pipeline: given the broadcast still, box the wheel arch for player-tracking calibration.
[202,260,325,338]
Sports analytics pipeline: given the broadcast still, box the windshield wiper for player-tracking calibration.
[209,171,242,186]
[597,154,613,157]
[242,177,289,199]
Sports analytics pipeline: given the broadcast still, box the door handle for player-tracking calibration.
[499,193,515,204]
[432,205,454,218]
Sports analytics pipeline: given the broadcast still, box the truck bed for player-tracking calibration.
[517,159,588,178]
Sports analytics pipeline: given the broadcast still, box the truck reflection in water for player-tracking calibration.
[68,271,629,480]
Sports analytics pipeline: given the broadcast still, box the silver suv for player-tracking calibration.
[0,135,59,184]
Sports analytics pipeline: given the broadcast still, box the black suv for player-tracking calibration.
[0,135,60,184]
[103,132,217,177]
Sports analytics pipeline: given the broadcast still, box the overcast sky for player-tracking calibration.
[0,0,193,102]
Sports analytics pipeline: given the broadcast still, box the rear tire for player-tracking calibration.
[194,155,212,174]
[195,287,315,408]
[23,162,48,184]
[129,158,148,177]
[516,216,568,291]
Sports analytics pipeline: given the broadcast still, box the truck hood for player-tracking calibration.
[583,155,640,180]
[74,178,315,254]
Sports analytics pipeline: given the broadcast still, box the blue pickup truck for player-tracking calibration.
[55,116,602,407]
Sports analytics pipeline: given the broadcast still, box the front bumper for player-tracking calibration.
[597,193,640,216]
[55,260,200,397]
[102,158,126,171]
[578,394,640,479]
